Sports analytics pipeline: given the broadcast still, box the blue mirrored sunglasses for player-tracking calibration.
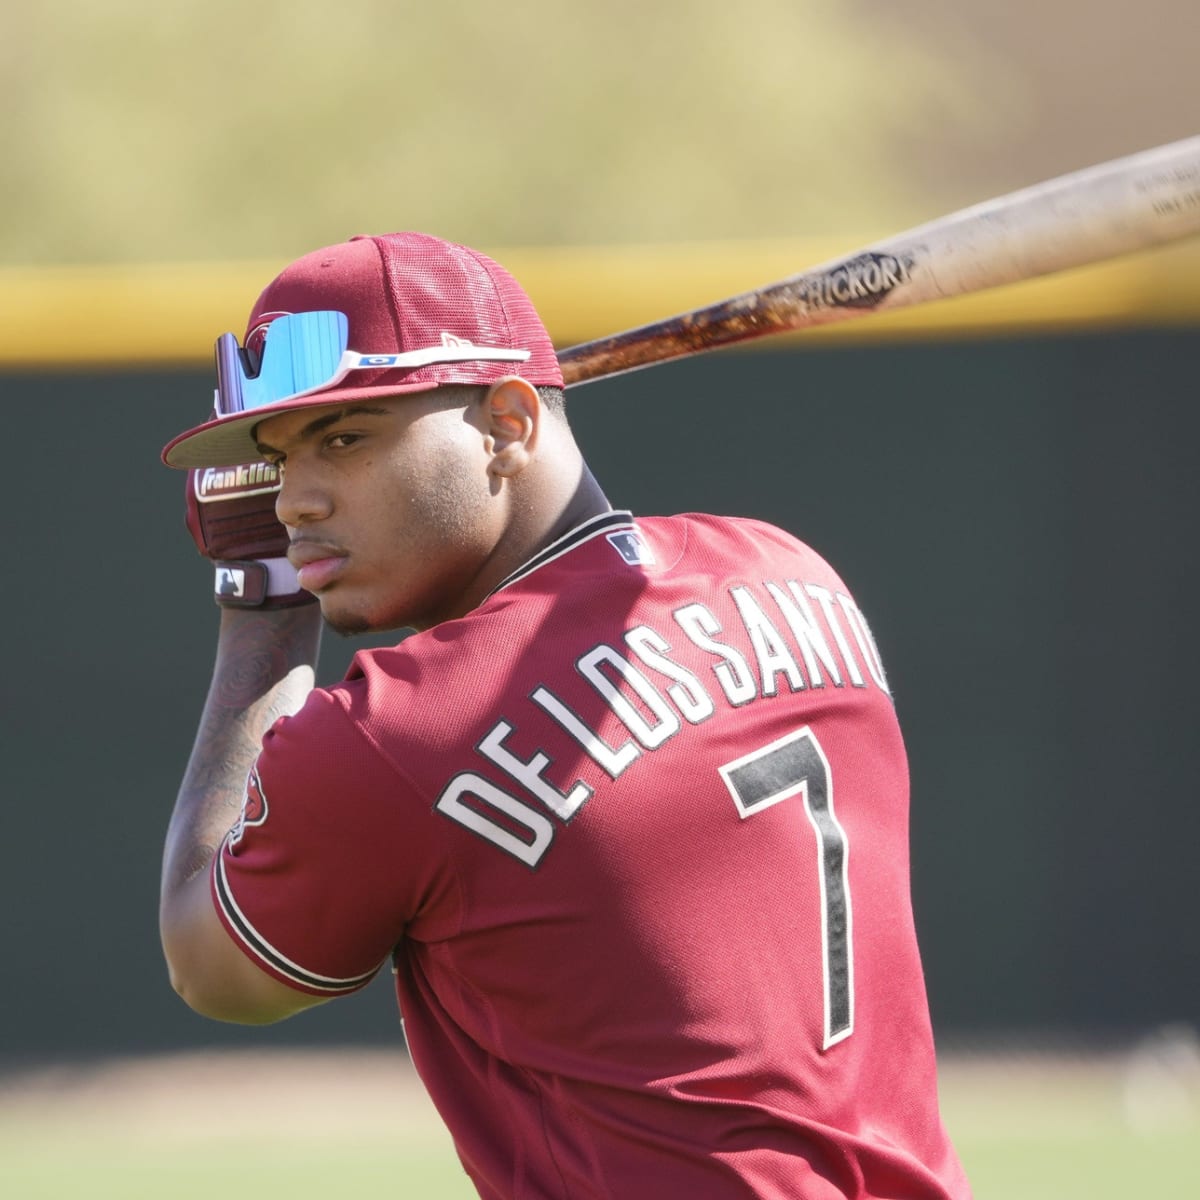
[213,310,532,417]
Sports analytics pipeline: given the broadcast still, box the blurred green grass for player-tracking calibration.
[1,1046,1197,1198]
[0,1140,476,1200]
[938,1048,1200,1199]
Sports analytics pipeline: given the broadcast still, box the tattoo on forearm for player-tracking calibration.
[164,607,320,891]
[176,840,219,884]
[212,608,316,709]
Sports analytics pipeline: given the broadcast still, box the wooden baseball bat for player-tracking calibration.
[557,136,1200,386]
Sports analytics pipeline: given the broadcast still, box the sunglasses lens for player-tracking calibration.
[215,311,350,416]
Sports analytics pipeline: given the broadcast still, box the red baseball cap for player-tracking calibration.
[162,232,563,468]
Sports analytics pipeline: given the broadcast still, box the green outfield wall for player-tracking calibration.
[1,327,1197,1063]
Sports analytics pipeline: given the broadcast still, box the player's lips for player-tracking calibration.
[288,540,349,592]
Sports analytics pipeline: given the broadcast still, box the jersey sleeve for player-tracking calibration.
[210,685,456,997]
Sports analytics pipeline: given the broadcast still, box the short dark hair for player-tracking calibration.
[537,386,566,417]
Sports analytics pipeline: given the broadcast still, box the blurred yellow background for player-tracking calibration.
[2,0,1194,264]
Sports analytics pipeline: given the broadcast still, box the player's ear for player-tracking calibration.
[483,376,540,479]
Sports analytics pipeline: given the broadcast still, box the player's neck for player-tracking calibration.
[536,464,613,550]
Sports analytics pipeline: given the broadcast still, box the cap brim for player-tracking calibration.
[162,380,440,468]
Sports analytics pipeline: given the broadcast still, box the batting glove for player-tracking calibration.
[185,462,315,609]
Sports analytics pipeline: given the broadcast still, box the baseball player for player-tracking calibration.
[159,231,971,1199]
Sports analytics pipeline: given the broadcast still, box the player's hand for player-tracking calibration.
[185,462,315,608]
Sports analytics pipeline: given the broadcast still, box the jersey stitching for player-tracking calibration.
[326,690,470,942]
[529,1067,574,1200]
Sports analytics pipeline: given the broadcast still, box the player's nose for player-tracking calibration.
[275,466,333,526]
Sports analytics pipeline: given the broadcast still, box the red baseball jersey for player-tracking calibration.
[213,511,970,1199]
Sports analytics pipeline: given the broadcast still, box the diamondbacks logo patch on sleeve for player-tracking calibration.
[227,765,269,852]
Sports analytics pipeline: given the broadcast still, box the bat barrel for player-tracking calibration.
[558,136,1200,388]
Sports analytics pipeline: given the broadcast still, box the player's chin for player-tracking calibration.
[323,611,374,638]
[318,593,408,639]
[308,586,364,636]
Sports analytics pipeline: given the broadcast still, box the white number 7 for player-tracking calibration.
[718,726,853,1049]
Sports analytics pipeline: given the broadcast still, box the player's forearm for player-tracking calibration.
[160,605,322,900]
[160,604,333,1025]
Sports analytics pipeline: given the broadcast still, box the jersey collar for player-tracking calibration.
[485,509,636,600]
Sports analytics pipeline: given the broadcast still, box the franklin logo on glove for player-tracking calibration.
[195,462,280,502]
